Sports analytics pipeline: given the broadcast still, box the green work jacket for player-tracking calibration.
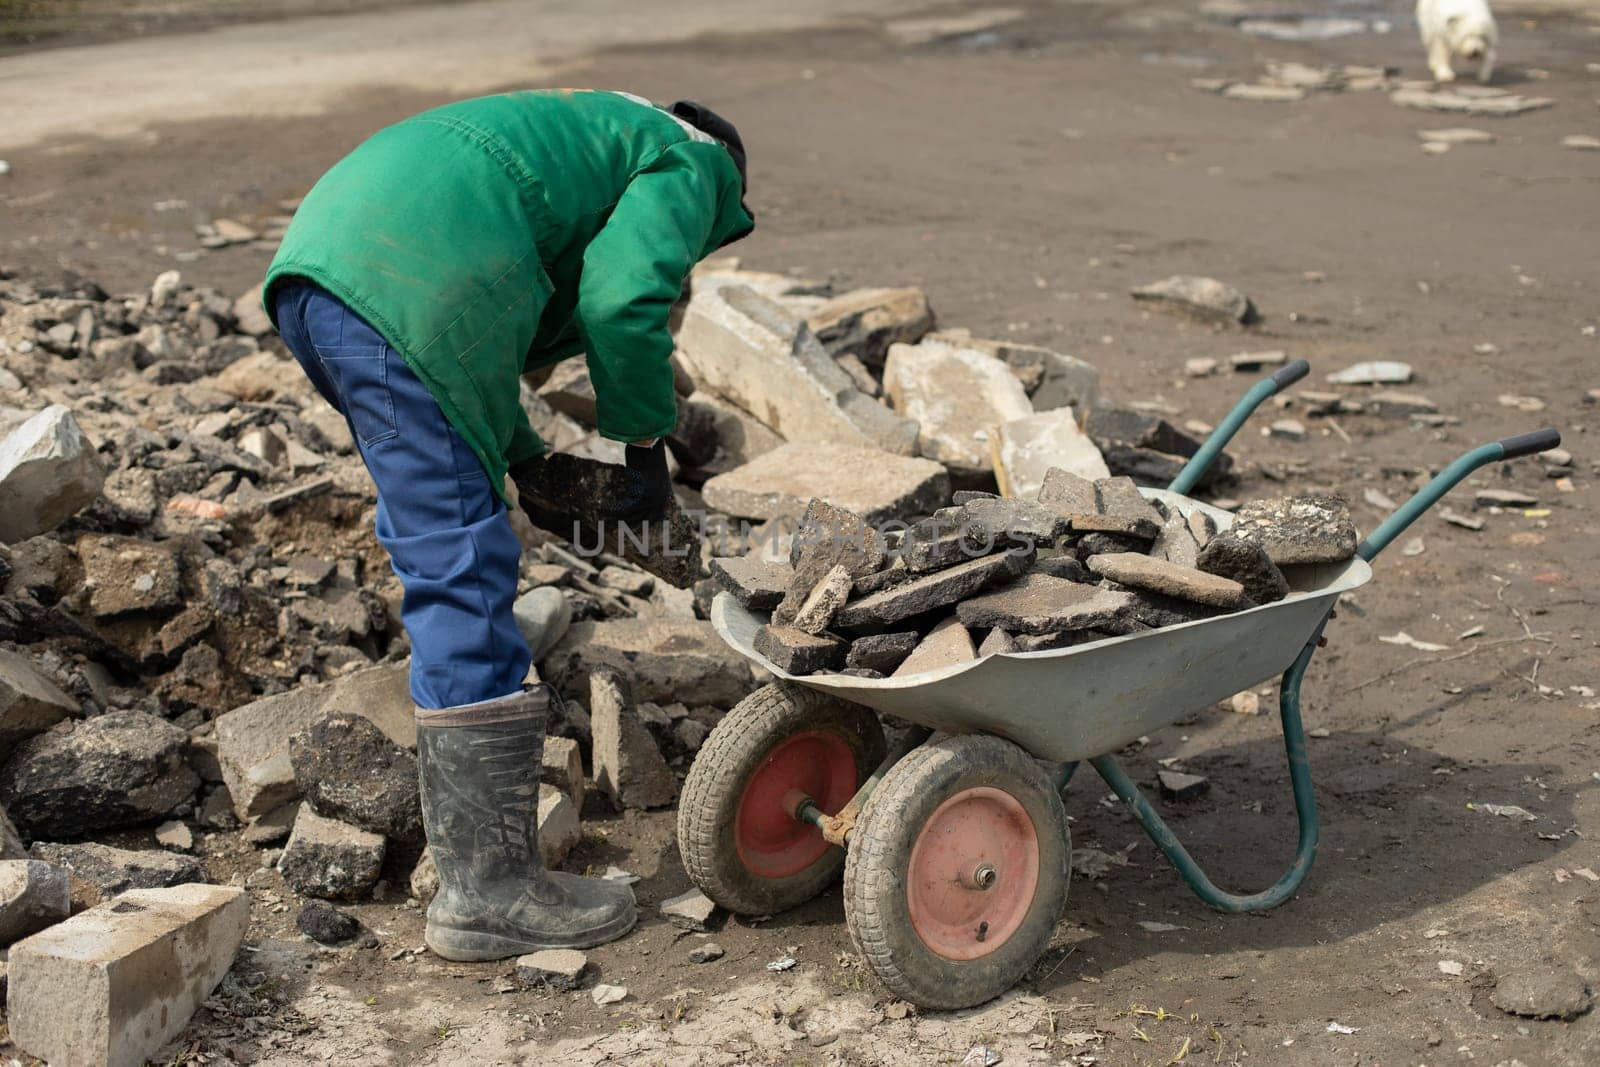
[264,89,753,498]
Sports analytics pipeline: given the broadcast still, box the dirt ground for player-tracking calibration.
[2,0,1599,1063]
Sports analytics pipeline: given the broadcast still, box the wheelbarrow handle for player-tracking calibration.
[1167,359,1311,496]
[1357,426,1562,562]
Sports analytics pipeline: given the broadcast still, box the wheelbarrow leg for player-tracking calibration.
[1089,628,1324,913]
[1052,761,1080,793]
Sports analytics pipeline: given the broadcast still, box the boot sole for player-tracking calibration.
[425,908,639,962]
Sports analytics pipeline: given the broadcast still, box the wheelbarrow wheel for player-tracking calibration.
[843,734,1070,1010]
[678,682,886,916]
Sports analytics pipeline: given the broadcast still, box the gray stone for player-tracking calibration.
[296,899,360,944]
[1326,361,1413,385]
[537,784,581,867]
[1490,968,1593,1021]
[1197,534,1289,605]
[154,821,193,852]
[1229,494,1358,565]
[674,717,711,753]
[846,632,921,674]
[409,848,439,903]
[1157,770,1210,802]
[0,860,70,946]
[277,806,385,900]
[241,802,298,847]
[289,712,422,842]
[1117,587,1223,630]
[512,586,573,664]
[925,332,1101,415]
[959,496,1070,552]
[806,286,933,366]
[1030,554,1090,582]
[957,574,1138,635]
[702,443,950,524]
[835,549,1031,630]
[678,390,785,476]
[853,557,910,597]
[7,883,248,1067]
[900,508,985,574]
[1475,488,1538,508]
[1150,512,1201,568]
[777,499,887,624]
[977,627,1019,655]
[536,359,599,425]
[0,405,108,542]
[991,408,1108,499]
[1269,417,1306,441]
[1038,470,1164,540]
[76,536,183,619]
[590,671,677,811]
[545,618,755,708]
[709,556,794,611]
[29,842,205,901]
[1085,406,1231,488]
[676,284,918,453]
[790,565,854,635]
[883,339,1033,474]
[541,735,586,811]
[1365,390,1438,419]
[688,941,725,964]
[1,711,198,839]
[0,648,79,758]
[1074,531,1149,559]
[893,617,977,677]
[1086,553,1248,609]
[1187,509,1217,547]
[660,888,722,932]
[1131,275,1256,324]
[754,625,847,675]
[0,803,26,860]
[516,948,590,991]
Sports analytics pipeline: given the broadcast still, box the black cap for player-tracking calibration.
[670,100,748,196]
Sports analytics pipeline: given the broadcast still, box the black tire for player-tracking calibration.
[843,734,1070,1010]
[678,682,886,915]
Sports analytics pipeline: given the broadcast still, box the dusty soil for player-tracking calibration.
[3,0,1598,1064]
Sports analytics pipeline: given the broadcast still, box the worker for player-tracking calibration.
[262,89,753,961]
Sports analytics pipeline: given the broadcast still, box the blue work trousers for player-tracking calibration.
[272,280,530,709]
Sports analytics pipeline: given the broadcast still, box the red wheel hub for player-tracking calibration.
[906,786,1041,961]
[734,731,858,879]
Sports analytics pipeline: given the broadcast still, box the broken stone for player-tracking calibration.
[277,806,385,901]
[882,339,1034,474]
[1224,83,1306,102]
[1563,134,1600,152]
[1157,770,1211,802]
[1365,390,1438,419]
[1326,361,1413,385]
[30,841,206,904]
[1116,585,1223,629]
[753,625,847,675]
[790,564,854,635]
[1227,350,1288,372]
[545,618,755,708]
[1037,470,1164,540]
[893,617,978,677]
[536,360,599,425]
[540,735,586,811]
[537,784,581,867]
[289,712,422,843]
[977,627,1018,655]
[77,535,183,619]
[708,556,794,611]
[959,495,1070,552]
[991,408,1109,499]
[0,859,70,946]
[1185,357,1218,377]
[1391,87,1553,116]
[900,508,985,573]
[1196,534,1289,605]
[591,983,628,1006]
[1,711,198,839]
[1132,275,1256,324]
[660,888,722,932]
[154,821,193,852]
[806,287,934,366]
[777,499,888,624]
[845,632,921,674]
[409,848,439,903]
[835,549,1030,630]
[1228,494,1359,565]
[1087,553,1248,609]
[0,648,79,757]
[688,941,725,964]
[1150,512,1201,568]
[957,573,1137,635]
[296,899,360,945]
[7,884,248,1067]
[1030,555,1090,582]
[675,284,917,453]
[1085,406,1229,487]
[676,390,785,477]
[0,405,108,542]
[0,804,26,860]
[1268,417,1306,441]
[516,948,590,991]
[1489,967,1593,1021]
[1475,488,1537,508]
[597,565,654,598]
[1440,507,1485,531]
[589,671,677,810]
[702,443,950,523]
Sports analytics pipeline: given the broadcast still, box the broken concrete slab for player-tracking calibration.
[540,735,586,811]
[926,331,1101,416]
[516,948,591,991]
[701,442,951,524]
[900,508,984,573]
[977,627,1019,655]
[289,712,422,842]
[959,495,1070,551]
[708,556,794,611]
[1196,534,1289,605]
[660,887,722,932]
[0,859,70,946]
[0,648,79,757]
[277,806,385,900]
[883,339,1034,474]
[675,284,917,453]
[1150,512,1201,568]
[777,499,888,624]
[0,405,108,542]
[1037,470,1163,539]
[1086,553,1249,609]
[806,286,934,366]
[845,631,921,674]
[754,624,847,675]
[545,618,755,708]
[1228,494,1359,565]
[835,549,1031,630]
[590,671,677,811]
[956,573,1136,635]
[790,564,853,635]
[8,883,248,1067]
[30,842,205,900]
[677,390,785,477]
[991,408,1110,499]
[536,359,599,425]
[1,711,198,839]
[1085,406,1230,487]
[76,536,183,619]
[537,783,581,866]
[893,617,977,677]
[1131,275,1257,324]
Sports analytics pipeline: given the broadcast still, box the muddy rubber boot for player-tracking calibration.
[417,686,636,961]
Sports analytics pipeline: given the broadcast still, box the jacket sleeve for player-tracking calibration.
[576,142,725,443]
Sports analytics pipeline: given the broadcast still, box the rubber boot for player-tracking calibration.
[417,685,636,961]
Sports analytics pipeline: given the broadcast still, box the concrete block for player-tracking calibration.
[0,859,70,946]
[702,442,950,524]
[0,405,108,542]
[992,409,1108,499]
[0,647,79,757]
[882,339,1033,474]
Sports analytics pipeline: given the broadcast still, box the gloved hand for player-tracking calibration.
[614,439,673,523]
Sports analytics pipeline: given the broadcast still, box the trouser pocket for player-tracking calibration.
[316,345,399,447]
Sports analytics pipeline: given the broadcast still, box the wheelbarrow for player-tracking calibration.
[677,360,1562,1009]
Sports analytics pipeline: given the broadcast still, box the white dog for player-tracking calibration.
[1417,0,1498,83]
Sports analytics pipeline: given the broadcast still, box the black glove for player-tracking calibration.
[615,439,673,523]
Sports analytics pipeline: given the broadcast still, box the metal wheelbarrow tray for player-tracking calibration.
[677,358,1562,1011]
